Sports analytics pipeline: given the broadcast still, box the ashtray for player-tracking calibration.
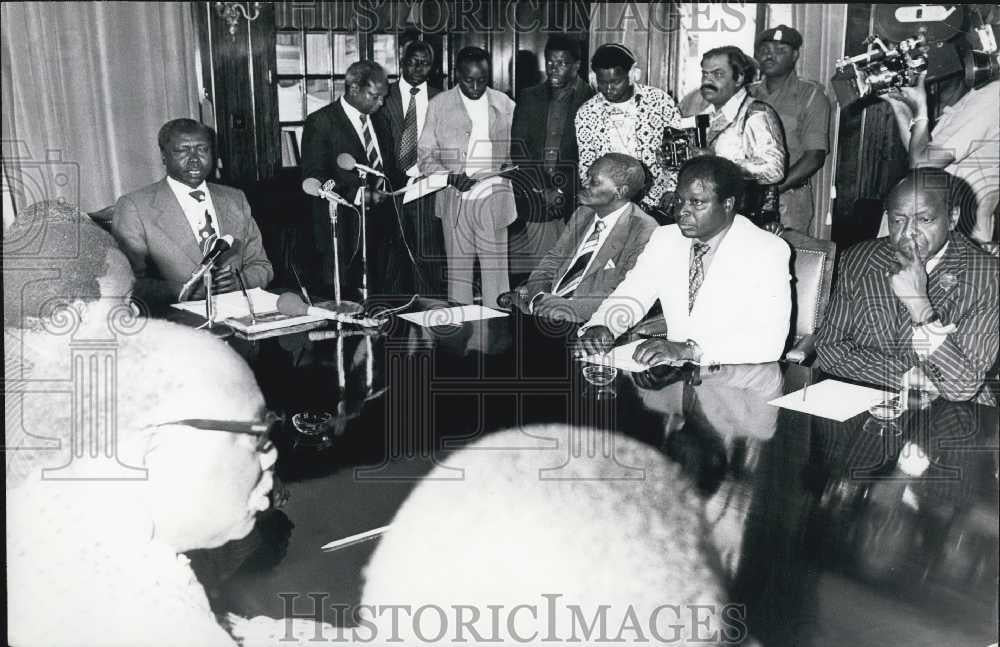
[868,401,904,421]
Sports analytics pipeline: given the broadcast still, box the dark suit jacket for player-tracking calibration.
[301,98,406,293]
[815,233,999,404]
[111,179,273,306]
[518,203,657,322]
[375,81,441,165]
[510,78,595,223]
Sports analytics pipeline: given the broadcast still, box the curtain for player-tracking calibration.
[1,1,199,215]
[788,3,848,240]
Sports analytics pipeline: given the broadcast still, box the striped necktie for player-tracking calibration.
[555,219,606,296]
[398,86,420,171]
[688,242,710,313]
[359,114,385,191]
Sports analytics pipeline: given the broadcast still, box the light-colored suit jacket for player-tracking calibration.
[418,87,517,230]
[112,178,273,305]
[519,204,657,322]
[584,215,792,364]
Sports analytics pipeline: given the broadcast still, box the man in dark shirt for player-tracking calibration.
[509,35,595,277]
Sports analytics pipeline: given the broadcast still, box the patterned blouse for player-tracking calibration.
[575,83,681,210]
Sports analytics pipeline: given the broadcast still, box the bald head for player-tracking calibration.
[579,154,647,214]
[362,426,731,643]
[886,169,972,260]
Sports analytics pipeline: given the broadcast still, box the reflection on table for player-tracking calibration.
[198,304,996,646]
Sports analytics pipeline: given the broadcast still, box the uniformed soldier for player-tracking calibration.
[751,24,832,233]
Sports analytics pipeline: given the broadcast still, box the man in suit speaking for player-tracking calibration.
[112,119,273,307]
[578,155,791,366]
[513,153,656,323]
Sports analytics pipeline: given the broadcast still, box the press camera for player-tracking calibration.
[832,34,929,107]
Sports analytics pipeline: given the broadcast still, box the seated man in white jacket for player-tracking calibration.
[578,155,791,366]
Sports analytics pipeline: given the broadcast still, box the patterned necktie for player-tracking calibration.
[688,242,710,313]
[555,219,606,296]
[398,86,420,171]
[359,114,385,192]
[189,190,217,244]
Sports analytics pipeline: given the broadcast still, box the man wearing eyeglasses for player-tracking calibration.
[6,323,284,646]
[578,155,791,366]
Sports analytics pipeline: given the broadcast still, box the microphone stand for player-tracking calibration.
[203,271,216,329]
[328,199,342,306]
[357,170,370,304]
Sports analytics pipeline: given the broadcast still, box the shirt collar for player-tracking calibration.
[925,241,949,273]
[715,87,748,122]
[166,176,207,199]
[340,96,367,122]
[594,203,630,230]
[693,219,733,251]
[758,70,798,96]
[398,78,427,97]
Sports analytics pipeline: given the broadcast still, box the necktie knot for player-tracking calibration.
[189,190,205,203]
[592,219,606,237]
[693,242,710,259]
[409,87,420,96]
[359,114,368,124]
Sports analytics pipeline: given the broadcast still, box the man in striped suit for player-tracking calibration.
[816,169,999,404]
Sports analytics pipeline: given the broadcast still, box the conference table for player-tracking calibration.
[192,301,998,646]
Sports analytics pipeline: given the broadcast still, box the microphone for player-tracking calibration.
[337,153,387,179]
[177,234,235,301]
[276,292,385,328]
[695,114,710,148]
[193,234,234,279]
[302,178,352,207]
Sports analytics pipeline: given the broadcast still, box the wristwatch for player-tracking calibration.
[911,314,940,328]
[684,339,703,361]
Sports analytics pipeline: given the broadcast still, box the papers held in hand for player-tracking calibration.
[401,166,519,204]
[578,339,698,374]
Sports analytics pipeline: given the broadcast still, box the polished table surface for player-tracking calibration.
[199,302,998,646]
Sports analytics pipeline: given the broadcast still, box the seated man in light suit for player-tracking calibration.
[512,153,657,322]
[578,155,791,366]
[816,169,999,404]
[112,118,273,307]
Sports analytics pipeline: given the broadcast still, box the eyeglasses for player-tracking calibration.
[151,411,282,453]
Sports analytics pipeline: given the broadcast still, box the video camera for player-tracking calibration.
[832,34,929,107]
[831,4,1000,107]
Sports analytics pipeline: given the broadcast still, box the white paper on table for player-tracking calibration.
[397,305,508,327]
[578,339,696,374]
[767,379,889,422]
[172,287,279,320]
[402,174,448,204]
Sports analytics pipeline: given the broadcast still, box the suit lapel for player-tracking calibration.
[332,100,367,160]
[556,209,595,281]
[151,179,203,266]
[208,183,232,242]
[927,236,965,307]
[586,205,632,281]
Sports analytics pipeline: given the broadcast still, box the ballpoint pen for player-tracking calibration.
[290,264,313,307]
[234,268,257,325]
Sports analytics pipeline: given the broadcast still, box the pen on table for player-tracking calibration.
[233,268,256,325]
[290,265,313,306]
[320,525,390,553]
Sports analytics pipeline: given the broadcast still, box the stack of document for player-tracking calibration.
[172,288,328,334]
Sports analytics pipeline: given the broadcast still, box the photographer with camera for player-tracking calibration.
[880,70,999,247]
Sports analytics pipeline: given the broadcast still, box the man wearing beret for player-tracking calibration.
[751,24,832,234]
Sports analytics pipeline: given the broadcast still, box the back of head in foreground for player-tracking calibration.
[361,426,740,646]
[7,321,273,647]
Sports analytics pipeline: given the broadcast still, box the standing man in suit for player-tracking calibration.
[418,46,517,308]
[512,153,656,323]
[375,40,445,296]
[112,119,273,307]
[301,61,407,302]
[508,35,595,277]
[578,155,792,366]
[816,169,999,404]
